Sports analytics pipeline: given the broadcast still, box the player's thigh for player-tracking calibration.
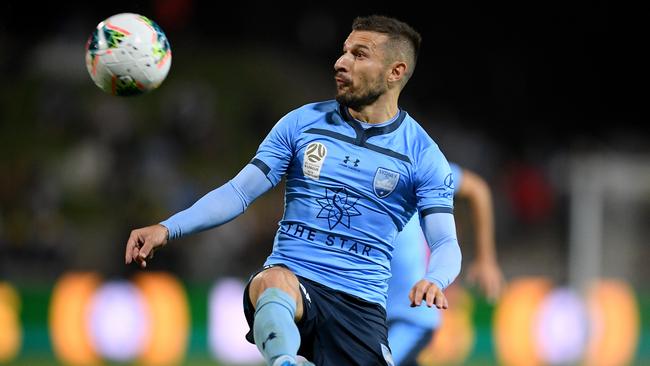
[248,265,304,320]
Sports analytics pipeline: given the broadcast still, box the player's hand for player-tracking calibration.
[409,279,448,309]
[467,259,505,303]
[125,224,169,269]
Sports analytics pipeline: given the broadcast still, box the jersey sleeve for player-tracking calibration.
[449,162,463,195]
[160,164,273,240]
[421,213,461,290]
[250,109,300,186]
[414,146,455,217]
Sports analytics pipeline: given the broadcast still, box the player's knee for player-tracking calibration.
[249,267,300,307]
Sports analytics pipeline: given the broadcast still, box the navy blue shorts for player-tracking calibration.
[243,265,394,366]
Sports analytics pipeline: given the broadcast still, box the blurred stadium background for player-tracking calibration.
[0,1,646,365]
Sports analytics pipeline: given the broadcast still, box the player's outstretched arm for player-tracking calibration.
[456,168,504,302]
[124,163,273,268]
[410,212,462,309]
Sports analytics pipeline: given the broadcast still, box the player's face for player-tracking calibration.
[334,31,390,110]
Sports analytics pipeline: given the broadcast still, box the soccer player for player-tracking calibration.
[125,15,461,366]
[387,163,504,366]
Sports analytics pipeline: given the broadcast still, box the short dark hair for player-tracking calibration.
[351,15,421,82]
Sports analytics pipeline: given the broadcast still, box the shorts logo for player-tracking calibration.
[380,343,395,366]
[299,283,312,304]
[373,168,400,198]
[303,142,327,180]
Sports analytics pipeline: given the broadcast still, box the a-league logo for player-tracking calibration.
[303,142,327,179]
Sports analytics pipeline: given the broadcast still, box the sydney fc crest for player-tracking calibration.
[373,167,400,198]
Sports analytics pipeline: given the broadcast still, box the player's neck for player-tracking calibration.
[347,94,399,124]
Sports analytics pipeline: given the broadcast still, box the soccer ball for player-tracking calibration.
[85,13,172,96]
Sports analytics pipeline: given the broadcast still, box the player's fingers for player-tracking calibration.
[435,290,448,309]
[424,285,445,309]
[425,284,442,308]
[423,285,433,307]
[408,286,416,305]
[410,286,421,307]
[139,241,153,259]
[125,237,138,264]
[135,256,147,269]
[134,247,150,269]
[132,246,140,262]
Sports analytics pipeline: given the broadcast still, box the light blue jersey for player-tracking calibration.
[161,100,460,309]
[253,101,455,306]
[387,162,463,327]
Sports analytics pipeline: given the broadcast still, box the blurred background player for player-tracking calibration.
[387,162,504,366]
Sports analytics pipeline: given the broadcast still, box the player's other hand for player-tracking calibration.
[409,279,448,309]
[125,224,169,268]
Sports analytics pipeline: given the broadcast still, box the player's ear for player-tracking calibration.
[387,61,407,85]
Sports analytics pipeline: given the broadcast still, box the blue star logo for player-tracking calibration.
[316,187,362,229]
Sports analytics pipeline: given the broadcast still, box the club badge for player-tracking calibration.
[373,167,400,198]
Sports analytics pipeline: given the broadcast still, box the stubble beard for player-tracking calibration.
[335,82,386,111]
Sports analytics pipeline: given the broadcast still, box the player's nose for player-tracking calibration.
[334,53,351,73]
